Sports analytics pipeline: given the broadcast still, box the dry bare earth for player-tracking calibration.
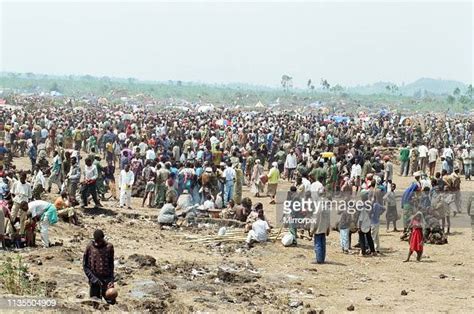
[0,156,473,313]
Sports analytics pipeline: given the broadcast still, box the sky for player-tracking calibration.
[1,0,472,88]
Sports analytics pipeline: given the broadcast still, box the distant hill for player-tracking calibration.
[347,78,468,96]
[401,78,467,96]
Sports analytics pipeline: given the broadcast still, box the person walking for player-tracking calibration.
[399,144,410,176]
[119,164,135,209]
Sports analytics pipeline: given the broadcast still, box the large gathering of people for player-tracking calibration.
[0,100,472,267]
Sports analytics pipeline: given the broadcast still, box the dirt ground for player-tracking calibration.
[1,156,473,313]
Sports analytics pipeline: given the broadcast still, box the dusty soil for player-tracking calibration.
[1,157,473,313]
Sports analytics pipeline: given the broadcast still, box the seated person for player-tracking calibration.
[245,209,271,249]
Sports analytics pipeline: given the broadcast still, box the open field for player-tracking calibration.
[1,157,472,312]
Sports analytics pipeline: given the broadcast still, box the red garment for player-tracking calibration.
[409,226,423,253]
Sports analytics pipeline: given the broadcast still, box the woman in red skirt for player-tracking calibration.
[403,211,425,262]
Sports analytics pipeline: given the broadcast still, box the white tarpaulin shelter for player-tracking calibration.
[197,104,215,113]
[255,101,265,108]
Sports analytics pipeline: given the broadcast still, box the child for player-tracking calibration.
[338,197,352,254]
[245,209,271,249]
[403,211,425,262]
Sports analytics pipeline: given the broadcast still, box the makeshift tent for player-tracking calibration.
[216,119,231,127]
[197,104,215,113]
[255,101,265,108]
[121,114,133,121]
[329,115,350,123]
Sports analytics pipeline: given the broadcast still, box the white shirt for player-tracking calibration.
[285,154,297,169]
[120,170,135,189]
[84,165,98,181]
[222,167,236,181]
[418,145,428,158]
[350,164,362,178]
[28,200,50,219]
[428,148,438,163]
[310,181,324,196]
[252,219,270,242]
[138,142,148,155]
[302,178,311,192]
[443,147,453,159]
[12,181,32,203]
[146,149,156,161]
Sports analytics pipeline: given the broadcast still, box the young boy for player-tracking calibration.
[245,209,271,249]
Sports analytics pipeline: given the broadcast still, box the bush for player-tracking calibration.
[0,256,46,296]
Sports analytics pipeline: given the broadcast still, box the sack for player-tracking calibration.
[281,233,295,247]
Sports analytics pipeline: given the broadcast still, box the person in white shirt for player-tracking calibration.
[284,150,297,182]
[245,209,271,248]
[350,162,362,193]
[428,146,438,176]
[301,175,311,193]
[24,200,58,248]
[81,158,101,208]
[310,176,324,199]
[119,164,135,209]
[145,148,156,162]
[32,166,46,200]
[418,144,429,173]
[443,146,454,173]
[8,172,32,235]
[222,163,236,206]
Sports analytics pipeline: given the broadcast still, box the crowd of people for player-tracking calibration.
[0,101,472,267]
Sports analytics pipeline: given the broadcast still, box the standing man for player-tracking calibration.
[410,143,419,176]
[383,156,393,184]
[66,156,81,205]
[284,149,297,182]
[267,162,280,204]
[222,162,236,206]
[81,158,102,208]
[428,145,438,177]
[83,229,116,304]
[462,146,473,180]
[119,164,135,209]
[47,150,62,193]
[8,172,32,236]
[399,144,410,176]
[418,143,429,173]
[310,193,331,264]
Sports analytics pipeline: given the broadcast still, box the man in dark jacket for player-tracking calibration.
[83,229,115,304]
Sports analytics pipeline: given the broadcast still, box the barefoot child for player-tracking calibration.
[403,211,425,262]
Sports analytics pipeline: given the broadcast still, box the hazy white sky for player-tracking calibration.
[1,1,472,87]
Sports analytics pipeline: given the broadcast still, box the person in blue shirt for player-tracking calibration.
[0,177,9,200]
[28,141,38,172]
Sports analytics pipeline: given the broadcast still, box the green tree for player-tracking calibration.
[49,82,60,92]
[453,87,461,96]
[446,95,455,104]
[281,74,293,91]
[466,84,473,100]
[320,78,330,90]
